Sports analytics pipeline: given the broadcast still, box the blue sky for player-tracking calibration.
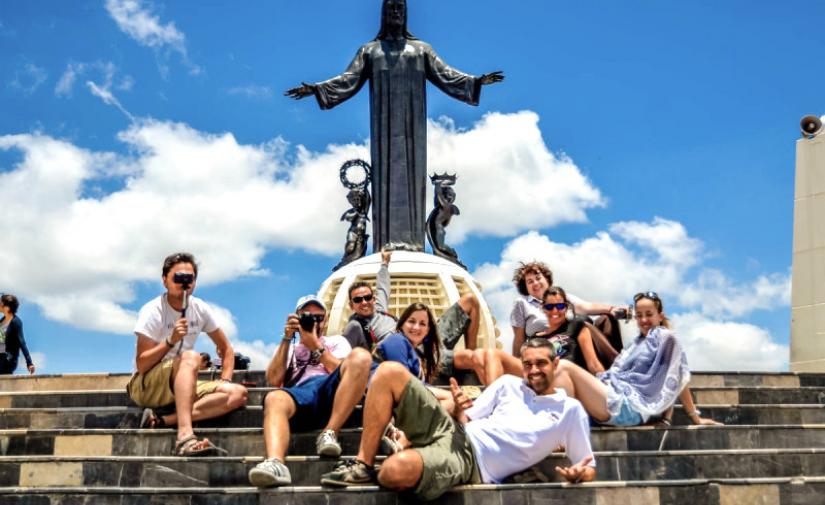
[1,0,821,374]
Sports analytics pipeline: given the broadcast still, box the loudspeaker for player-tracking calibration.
[800,115,822,138]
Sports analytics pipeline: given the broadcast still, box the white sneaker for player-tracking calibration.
[316,429,342,457]
[248,458,291,488]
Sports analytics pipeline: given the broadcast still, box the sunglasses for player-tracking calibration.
[633,291,660,302]
[543,302,567,311]
[351,293,375,304]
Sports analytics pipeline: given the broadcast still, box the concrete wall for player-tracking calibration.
[791,133,825,371]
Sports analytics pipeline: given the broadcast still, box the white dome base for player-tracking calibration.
[317,252,500,349]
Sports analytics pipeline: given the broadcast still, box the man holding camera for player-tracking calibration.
[248,294,373,488]
[128,252,248,456]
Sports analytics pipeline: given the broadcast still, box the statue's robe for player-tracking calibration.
[313,38,481,251]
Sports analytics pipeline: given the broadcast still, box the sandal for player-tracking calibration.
[139,408,166,429]
[172,434,228,457]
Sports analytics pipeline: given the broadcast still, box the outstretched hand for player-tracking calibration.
[479,71,504,85]
[285,82,315,99]
[692,415,724,426]
[555,454,594,483]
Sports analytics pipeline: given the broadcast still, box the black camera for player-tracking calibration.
[173,272,195,287]
[299,312,325,332]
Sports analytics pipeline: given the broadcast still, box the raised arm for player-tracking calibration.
[375,250,392,313]
[289,45,370,110]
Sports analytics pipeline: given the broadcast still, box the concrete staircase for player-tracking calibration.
[1,370,824,504]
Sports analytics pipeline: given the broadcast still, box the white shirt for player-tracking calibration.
[134,294,219,362]
[464,375,596,483]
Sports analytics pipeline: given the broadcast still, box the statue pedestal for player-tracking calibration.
[318,252,500,349]
[791,133,825,371]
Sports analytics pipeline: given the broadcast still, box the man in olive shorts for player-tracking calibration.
[321,339,597,500]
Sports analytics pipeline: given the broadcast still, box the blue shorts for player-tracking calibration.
[280,367,343,431]
[606,397,643,426]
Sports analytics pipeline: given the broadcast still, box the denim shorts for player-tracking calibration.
[280,367,342,431]
[606,397,643,426]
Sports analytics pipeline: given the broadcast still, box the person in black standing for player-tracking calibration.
[0,294,35,375]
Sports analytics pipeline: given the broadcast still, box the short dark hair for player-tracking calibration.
[543,286,569,305]
[0,294,19,315]
[348,281,373,301]
[513,261,554,296]
[162,252,198,279]
[520,336,557,358]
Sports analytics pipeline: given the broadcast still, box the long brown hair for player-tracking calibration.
[396,302,441,382]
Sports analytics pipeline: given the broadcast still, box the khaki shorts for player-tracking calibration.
[393,377,480,501]
[127,358,221,408]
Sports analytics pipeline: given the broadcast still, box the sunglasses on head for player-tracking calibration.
[351,293,374,304]
[543,302,567,311]
[633,291,660,302]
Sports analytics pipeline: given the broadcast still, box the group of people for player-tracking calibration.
[128,252,720,501]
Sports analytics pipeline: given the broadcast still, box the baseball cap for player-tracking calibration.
[295,294,326,312]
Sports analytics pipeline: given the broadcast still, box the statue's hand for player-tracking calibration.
[479,71,504,85]
[285,82,315,99]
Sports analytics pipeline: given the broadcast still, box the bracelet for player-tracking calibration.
[686,409,702,418]
[164,337,174,347]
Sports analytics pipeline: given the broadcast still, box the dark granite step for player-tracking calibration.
[2,449,825,488]
[3,424,824,458]
[2,477,825,504]
[3,402,824,430]
[6,385,825,409]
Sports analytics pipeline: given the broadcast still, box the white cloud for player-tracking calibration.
[0,111,601,338]
[9,62,47,96]
[56,61,131,100]
[428,112,605,241]
[227,85,274,99]
[55,63,84,97]
[105,0,200,76]
[29,352,47,372]
[472,223,790,371]
[87,80,135,121]
[672,312,788,371]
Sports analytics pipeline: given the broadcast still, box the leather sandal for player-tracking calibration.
[172,434,227,457]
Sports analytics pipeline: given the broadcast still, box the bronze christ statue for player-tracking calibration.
[286,0,503,252]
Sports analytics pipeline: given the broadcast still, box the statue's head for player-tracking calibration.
[376,0,416,40]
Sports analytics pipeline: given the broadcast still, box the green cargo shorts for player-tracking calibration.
[393,377,480,501]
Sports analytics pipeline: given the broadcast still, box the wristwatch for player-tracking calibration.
[309,346,326,363]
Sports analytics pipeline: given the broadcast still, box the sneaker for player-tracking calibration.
[248,458,292,488]
[316,429,342,457]
[379,423,403,455]
[320,459,376,487]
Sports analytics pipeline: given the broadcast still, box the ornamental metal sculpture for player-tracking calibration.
[333,159,372,271]
[426,173,465,269]
[286,0,503,253]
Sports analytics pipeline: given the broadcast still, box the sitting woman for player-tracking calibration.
[372,302,454,410]
[553,292,721,426]
[464,287,617,385]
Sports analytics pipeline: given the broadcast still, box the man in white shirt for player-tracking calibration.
[321,338,596,501]
[248,295,374,488]
[128,252,248,456]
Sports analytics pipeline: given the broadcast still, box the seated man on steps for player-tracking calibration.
[321,338,597,501]
[128,252,248,456]
[248,294,373,488]
[344,250,481,379]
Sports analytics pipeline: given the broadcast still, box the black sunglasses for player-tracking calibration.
[543,302,567,311]
[633,291,660,302]
[351,293,375,304]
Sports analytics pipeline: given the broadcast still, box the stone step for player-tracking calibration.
[1,477,825,504]
[4,424,824,457]
[3,449,825,488]
[4,385,825,409]
[2,403,823,430]
[4,370,825,392]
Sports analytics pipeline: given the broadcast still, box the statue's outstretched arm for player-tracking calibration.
[285,82,315,99]
[479,71,504,85]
